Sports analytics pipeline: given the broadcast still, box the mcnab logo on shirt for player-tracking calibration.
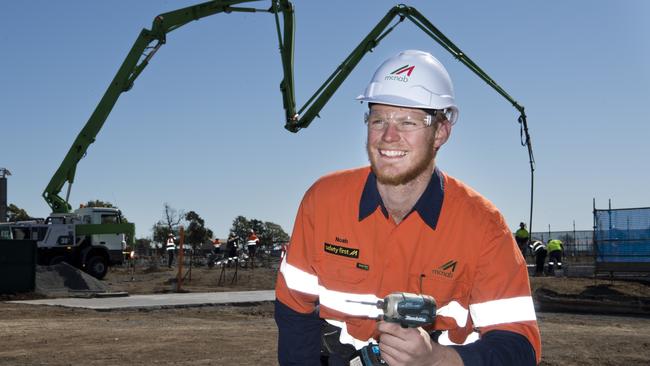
[431,260,457,278]
[324,242,359,259]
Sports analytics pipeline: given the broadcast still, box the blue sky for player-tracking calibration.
[2,0,649,239]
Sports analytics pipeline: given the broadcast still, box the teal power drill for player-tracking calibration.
[348,292,437,365]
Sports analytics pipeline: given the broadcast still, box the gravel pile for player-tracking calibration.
[35,262,108,296]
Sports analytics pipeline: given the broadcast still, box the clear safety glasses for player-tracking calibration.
[364,110,443,132]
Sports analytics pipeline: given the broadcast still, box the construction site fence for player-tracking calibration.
[529,230,594,258]
[593,207,650,272]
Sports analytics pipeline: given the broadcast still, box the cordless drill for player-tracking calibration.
[347,292,437,365]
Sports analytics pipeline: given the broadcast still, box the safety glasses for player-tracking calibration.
[364,110,440,132]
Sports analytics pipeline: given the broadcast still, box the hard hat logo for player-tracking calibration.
[386,64,416,81]
[391,64,415,76]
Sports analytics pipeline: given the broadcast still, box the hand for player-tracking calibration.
[376,321,462,366]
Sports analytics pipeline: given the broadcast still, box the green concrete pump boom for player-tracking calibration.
[42,0,282,214]
[43,0,534,233]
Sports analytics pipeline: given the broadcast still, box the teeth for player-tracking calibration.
[380,149,406,157]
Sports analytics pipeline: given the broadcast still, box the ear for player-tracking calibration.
[433,120,452,150]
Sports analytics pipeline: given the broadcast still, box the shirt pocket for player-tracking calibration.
[315,257,371,291]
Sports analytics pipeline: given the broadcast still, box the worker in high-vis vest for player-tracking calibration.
[529,240,548,276]
[546,239,564,275]
[166,233,176,268]
[246,229,260,261]
[274,50,541,366]
[515,222,530,258]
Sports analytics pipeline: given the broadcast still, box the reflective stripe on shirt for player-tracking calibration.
[438,330,480,346]
[280,257,319,295]
[281,256,534,333]
[325,319,377,350]
[470,296,537,327]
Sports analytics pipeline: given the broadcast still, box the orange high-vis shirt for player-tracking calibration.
[247,234,259,246]
[276,167,541,362]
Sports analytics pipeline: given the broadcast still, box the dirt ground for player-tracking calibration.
[1,262,650,365]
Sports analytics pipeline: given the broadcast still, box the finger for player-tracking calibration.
[377,321,413,341]
[376,320,395,333]
[380,339,432,366]
[378,340,405,365]
[379,330,416,361]
[379,327,433,363]
[379,328,414,351]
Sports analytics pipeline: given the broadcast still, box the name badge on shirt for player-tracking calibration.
[324,242,359,259]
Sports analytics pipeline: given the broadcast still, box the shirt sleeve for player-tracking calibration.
[275,187,323,364]
[275,186,320,312]
[467,214,541,363]
[274,299,322,366]
[452,330,536,366]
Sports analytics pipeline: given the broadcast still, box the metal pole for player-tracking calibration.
[176,226,185,292]
[0,168,10,223]
[608,199,612,231]
[593,198,597,261]
[0,177,6,223]
[573,220,576,256]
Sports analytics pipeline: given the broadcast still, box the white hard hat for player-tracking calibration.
[356,50,458,124]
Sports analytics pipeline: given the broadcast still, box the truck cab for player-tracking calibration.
[74,206,126,265]
[0,224,14,240]
[0,207,128,279]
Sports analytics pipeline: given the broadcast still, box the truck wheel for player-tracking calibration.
[86,255,108,279]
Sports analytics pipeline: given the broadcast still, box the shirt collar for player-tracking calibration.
[358,168,445,230]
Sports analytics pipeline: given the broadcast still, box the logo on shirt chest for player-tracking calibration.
[431,260,457,279]
[324,242,359,259]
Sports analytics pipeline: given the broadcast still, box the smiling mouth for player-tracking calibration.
[379,149,407,158]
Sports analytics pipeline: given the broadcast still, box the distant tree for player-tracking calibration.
[261,221,290,245]
[230,215,250,242]
[229,215,290,246]
[7,203,30,222]
[152,224,175,246]
[185,211,214,250]
[150,223,168,258]
[249,219,265,237]
[151,203,185,245]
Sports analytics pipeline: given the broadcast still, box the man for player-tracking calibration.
[529,240,548,277]
[275,50,540,365]
[546,239,564,276]
[212,238,221,255]
[515,222,530,258]
[165,233,175,268]
[226,232,239,267]
[247,229,260,261]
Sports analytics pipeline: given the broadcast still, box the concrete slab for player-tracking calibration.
[9,290,275,311]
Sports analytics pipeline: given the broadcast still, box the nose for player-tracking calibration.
[380,122,401,143]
